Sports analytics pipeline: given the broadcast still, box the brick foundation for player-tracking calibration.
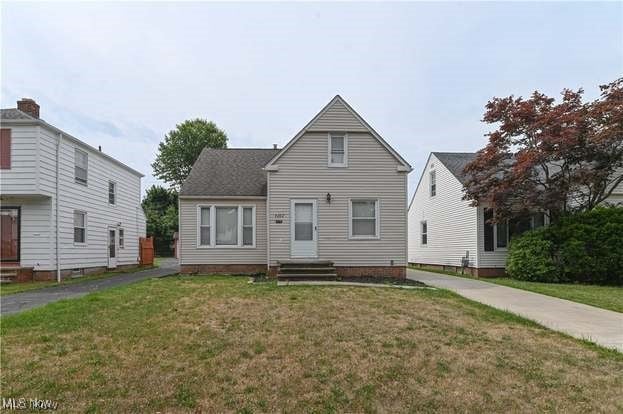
[409,262,506,278]
[180,264,266,275]
[24,264,140,282]
[336,266,406,279]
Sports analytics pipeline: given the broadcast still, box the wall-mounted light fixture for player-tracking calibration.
[326,193,332,203]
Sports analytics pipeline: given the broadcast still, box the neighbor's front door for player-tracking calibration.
[108,228,117,268]
[290,199,317,258]
[0,207,20,262]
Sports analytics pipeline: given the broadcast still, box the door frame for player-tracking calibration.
[290,199,318,259]
[0,206,20,263]
[107,227,117,269]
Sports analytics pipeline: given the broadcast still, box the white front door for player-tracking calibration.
[108,228,117,268]
[290,199,317,258]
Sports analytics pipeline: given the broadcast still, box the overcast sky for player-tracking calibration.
[2,2,621,199]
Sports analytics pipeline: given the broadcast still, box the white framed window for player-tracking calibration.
[421,221,428,245]
[119,228,125,248]
[349,199,379,239]
[242,207,254,246]
[196,205,256,248]
[429,170,436,197]
[108,181,116,205]
[74,148,88,185]
[74,210,86,243]
[328,133,348,167]
[198,207,211,246]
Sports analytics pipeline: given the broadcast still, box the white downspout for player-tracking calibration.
[56,133,62,283]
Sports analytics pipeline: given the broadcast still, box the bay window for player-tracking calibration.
[197,205,255,248]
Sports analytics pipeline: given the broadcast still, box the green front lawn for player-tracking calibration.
[0,265,155,297]
[410,265,623,313]
[1,276,622,413]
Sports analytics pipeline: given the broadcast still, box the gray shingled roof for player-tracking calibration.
[432,152,477,184]
[180,148,280,197]
[1,108,36,120]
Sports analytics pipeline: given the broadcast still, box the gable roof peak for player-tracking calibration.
[265,95,411,170]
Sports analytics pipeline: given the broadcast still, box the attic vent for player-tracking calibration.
[430,163,435,169]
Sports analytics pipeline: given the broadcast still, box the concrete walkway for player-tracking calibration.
[407,269,623,352]
[1,258,179,316]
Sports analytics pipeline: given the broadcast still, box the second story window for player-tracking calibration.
[0,128,11,169]
[328,133,347,167]
[108,181,116,205]
[430,170,436,197]
[74,148,88,185]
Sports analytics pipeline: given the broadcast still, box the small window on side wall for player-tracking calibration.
[329,133,347,167]
[119,228,124,248]
[108,181,116,205]
[74,211,86,243]
[74,148,88,185]
[421,221,428,245]
[429,170,436,197]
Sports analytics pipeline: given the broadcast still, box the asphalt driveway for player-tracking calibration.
[408,268,623,352]
[1,258,179,316]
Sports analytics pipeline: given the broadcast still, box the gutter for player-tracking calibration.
[56,133,62,283]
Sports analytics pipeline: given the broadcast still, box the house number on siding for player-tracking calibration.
[273,212,286,224]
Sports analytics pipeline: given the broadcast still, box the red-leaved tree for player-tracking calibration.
[463,78,623,222]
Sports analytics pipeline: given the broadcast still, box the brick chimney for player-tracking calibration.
[17,98,40,118]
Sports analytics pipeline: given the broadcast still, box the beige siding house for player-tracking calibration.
[179,96,412,278]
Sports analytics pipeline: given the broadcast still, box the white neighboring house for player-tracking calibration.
[408,152,623,277]
[0,98,146,282]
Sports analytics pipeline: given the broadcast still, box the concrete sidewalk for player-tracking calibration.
[408,268,623,352]
[1,258,179,316]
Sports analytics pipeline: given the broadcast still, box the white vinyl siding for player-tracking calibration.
[408,154,478,268]
[307,99,369,132]
[0,122,145,271]
[269,130,407,267]
[180,199,266,264]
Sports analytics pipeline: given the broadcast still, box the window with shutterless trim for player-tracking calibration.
[74,148,88,185]
[429,170,436,197]
[349,199,379,239]
[196,205,256,248]
[328,133,347,167]
[74,210,86,243]
[108,181,116,205]
[421,221,428,245]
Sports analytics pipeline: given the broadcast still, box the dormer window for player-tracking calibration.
[328,133,347,167]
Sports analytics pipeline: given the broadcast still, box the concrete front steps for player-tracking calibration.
[277,260,337,281]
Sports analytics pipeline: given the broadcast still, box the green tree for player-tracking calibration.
[142,185,178,256]
[152,119,228,189]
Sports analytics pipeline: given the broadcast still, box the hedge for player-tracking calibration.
[506,206,623,284]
